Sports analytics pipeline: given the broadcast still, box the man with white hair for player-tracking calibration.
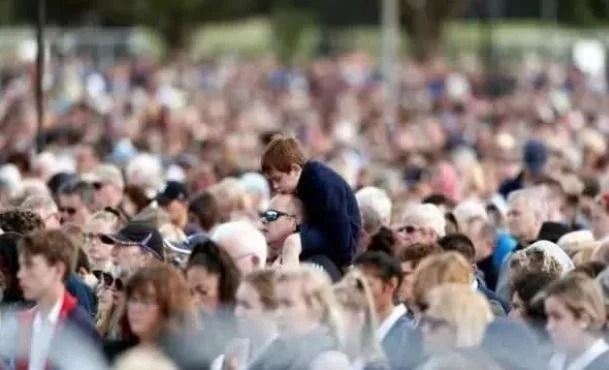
[211,221,268,274]
[356,187,392,252]
[496,188,558,301]
[506,188,546,249]
[20,194,61,229]
[356,187,392,226]
[395,203,445,249]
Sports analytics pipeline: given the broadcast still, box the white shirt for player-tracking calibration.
[377,304,407,342]
[550,339,609,370]
[28,299,62,370]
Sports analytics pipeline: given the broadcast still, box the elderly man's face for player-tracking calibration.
[507,198,541,243]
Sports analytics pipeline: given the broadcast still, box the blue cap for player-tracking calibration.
[523,139,548,174]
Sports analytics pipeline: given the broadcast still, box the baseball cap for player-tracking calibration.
[523,139,548,175]
[165,232,211,256]
[101,222,164,260]
[156,181,188,206]
[84,164,124,189]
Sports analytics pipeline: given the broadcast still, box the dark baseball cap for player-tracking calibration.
[156,181,188,206]
[523,139,548,175]
[101,222,164,260]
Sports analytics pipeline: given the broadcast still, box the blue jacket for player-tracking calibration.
[66,273,97,319]
[381,315,422,370]
[296,161,361,268]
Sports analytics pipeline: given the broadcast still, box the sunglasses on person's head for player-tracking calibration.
[59,207,77,215]
[92,270,124,291]
[260,210,295,223]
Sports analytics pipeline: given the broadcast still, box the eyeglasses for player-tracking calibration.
[260,210,295,223]
[92,270,123,291]
[420,315,450,331]
[397,225,421,234]
[59,207,77,215]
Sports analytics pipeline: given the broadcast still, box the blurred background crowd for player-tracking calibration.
[0,0,609,369]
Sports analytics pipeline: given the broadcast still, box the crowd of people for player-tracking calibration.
[0,52,608,369]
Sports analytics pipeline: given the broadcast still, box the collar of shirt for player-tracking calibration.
[33,297,63,328]
[377,303,407,341]
[551,338,609,370]
[471,279,478,291]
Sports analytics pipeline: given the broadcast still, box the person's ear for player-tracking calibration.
[251,255,261,268]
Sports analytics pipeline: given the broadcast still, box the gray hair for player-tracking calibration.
[507,187,547,219]
[20,194,58,214]
[356,186,392,226]
[211,221,268,264]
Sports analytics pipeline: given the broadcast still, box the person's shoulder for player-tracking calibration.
[587,349,609,369]
[65,304,100,343]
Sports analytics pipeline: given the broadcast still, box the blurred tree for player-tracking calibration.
[401,0,472,62]
[0,0,15,25]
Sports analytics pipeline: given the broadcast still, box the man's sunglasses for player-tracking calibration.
[260,210,295,223]
[397,225,420,234]
[92,270,124,291]
[85,233,114,245]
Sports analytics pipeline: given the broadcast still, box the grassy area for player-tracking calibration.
[189,17,609,62]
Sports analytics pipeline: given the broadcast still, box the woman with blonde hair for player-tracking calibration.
[334,270,388,370]
[420,284,493,357]
[412,252,474,312]
[545,273,609,369]
[250,264,349,369]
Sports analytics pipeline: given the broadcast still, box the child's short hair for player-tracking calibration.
[18,229,77,282]
[261,136,306,174]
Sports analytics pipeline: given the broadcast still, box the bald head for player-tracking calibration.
[212,221,268,274]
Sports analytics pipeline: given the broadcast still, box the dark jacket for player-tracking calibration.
[537,222,571,243]
[249,327,338,370]
[66,273,97,319]
[498,171,524,199]
[296,161,361,268]
[585,351,609,370]
[477,278,509,315]
[381,315,422,370]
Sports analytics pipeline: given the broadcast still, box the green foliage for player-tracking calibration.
[271,7,319,63]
